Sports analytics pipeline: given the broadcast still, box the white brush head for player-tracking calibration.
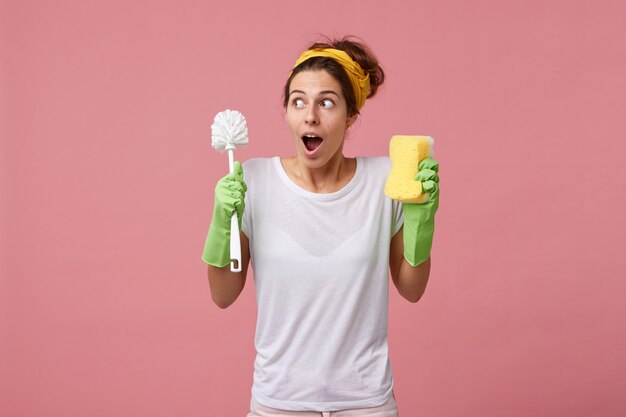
[211,109,249,152]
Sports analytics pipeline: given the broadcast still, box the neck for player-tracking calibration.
[284,148,356,194]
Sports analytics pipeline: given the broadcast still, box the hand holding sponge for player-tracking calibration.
[384,135,440,266]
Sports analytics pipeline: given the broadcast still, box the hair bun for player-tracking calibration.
[310,36,385,99]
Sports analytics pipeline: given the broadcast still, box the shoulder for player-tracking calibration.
[242,157,273,170]
[359,155,391,173]
[357,156,391,191]
[242,157,275,179]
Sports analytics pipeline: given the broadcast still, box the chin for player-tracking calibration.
[298,153,327,167]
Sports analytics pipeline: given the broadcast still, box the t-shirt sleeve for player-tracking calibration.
[379,156,404,237]
[241,160,252,239]
[391,199,404,237]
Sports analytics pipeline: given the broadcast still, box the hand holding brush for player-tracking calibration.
[202,110,249,272]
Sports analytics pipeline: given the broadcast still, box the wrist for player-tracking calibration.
[202,216,232,267]
[402,205,436,267]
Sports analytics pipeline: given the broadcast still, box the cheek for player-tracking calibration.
[330,116,350,135]
[285,114,298,135]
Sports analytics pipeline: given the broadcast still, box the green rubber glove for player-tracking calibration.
[403,156,440,266]
[202,161,247,267]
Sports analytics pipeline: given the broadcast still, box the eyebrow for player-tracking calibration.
[289,89,341,97]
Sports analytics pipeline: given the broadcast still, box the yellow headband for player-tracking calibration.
[292,48,371,111]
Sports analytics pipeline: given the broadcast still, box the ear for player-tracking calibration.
[346,114,358,128]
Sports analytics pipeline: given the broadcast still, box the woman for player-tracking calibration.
[202,36,440,417]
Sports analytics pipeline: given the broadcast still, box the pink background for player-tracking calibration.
[1,0,625,416]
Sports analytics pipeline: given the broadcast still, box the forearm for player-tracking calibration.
[207,265,246,309]
[395,256,431,303]
[205,230,250,309]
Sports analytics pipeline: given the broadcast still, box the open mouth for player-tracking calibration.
[302,134,323,152]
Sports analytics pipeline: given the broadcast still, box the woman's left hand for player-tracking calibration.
[402,156,440,266]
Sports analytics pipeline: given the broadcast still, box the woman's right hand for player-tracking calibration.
[213,161,247,229]
[202,161,247,267]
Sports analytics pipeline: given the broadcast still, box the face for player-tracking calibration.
[285,70,356,168]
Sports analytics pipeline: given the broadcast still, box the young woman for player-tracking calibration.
[202,36,440,417]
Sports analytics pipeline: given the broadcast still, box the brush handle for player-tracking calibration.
[228,148,235,173]
[227,149,241,272]
[230,214,241,272]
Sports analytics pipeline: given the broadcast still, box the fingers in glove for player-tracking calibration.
[224,171,247,192]
[225,188,245,205]
[422,180,439,195]
[414,169,439,183]
[225,180,246,194]
[418,157,439,173]
[215,183,245,208]
[218,192,245,219]
[217,175,247,194]
[233,161,243,177]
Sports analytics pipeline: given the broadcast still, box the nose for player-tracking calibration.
[305,107,319,125]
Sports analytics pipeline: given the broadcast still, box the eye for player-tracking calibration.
[320,99,335,108]
[292,98,305,108]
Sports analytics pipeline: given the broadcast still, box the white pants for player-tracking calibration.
[246,393,399,417]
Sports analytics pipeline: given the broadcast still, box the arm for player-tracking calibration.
[202,161,250,309]
[207,232,251,309]
[389,227,431,303]
[388,156,439,303]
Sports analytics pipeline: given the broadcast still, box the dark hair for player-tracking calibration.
[283,36,385,117]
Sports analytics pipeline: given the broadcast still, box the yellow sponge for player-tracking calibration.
[384,135,434,203]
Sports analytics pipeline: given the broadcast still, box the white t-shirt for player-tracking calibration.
[241,156,404,412]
